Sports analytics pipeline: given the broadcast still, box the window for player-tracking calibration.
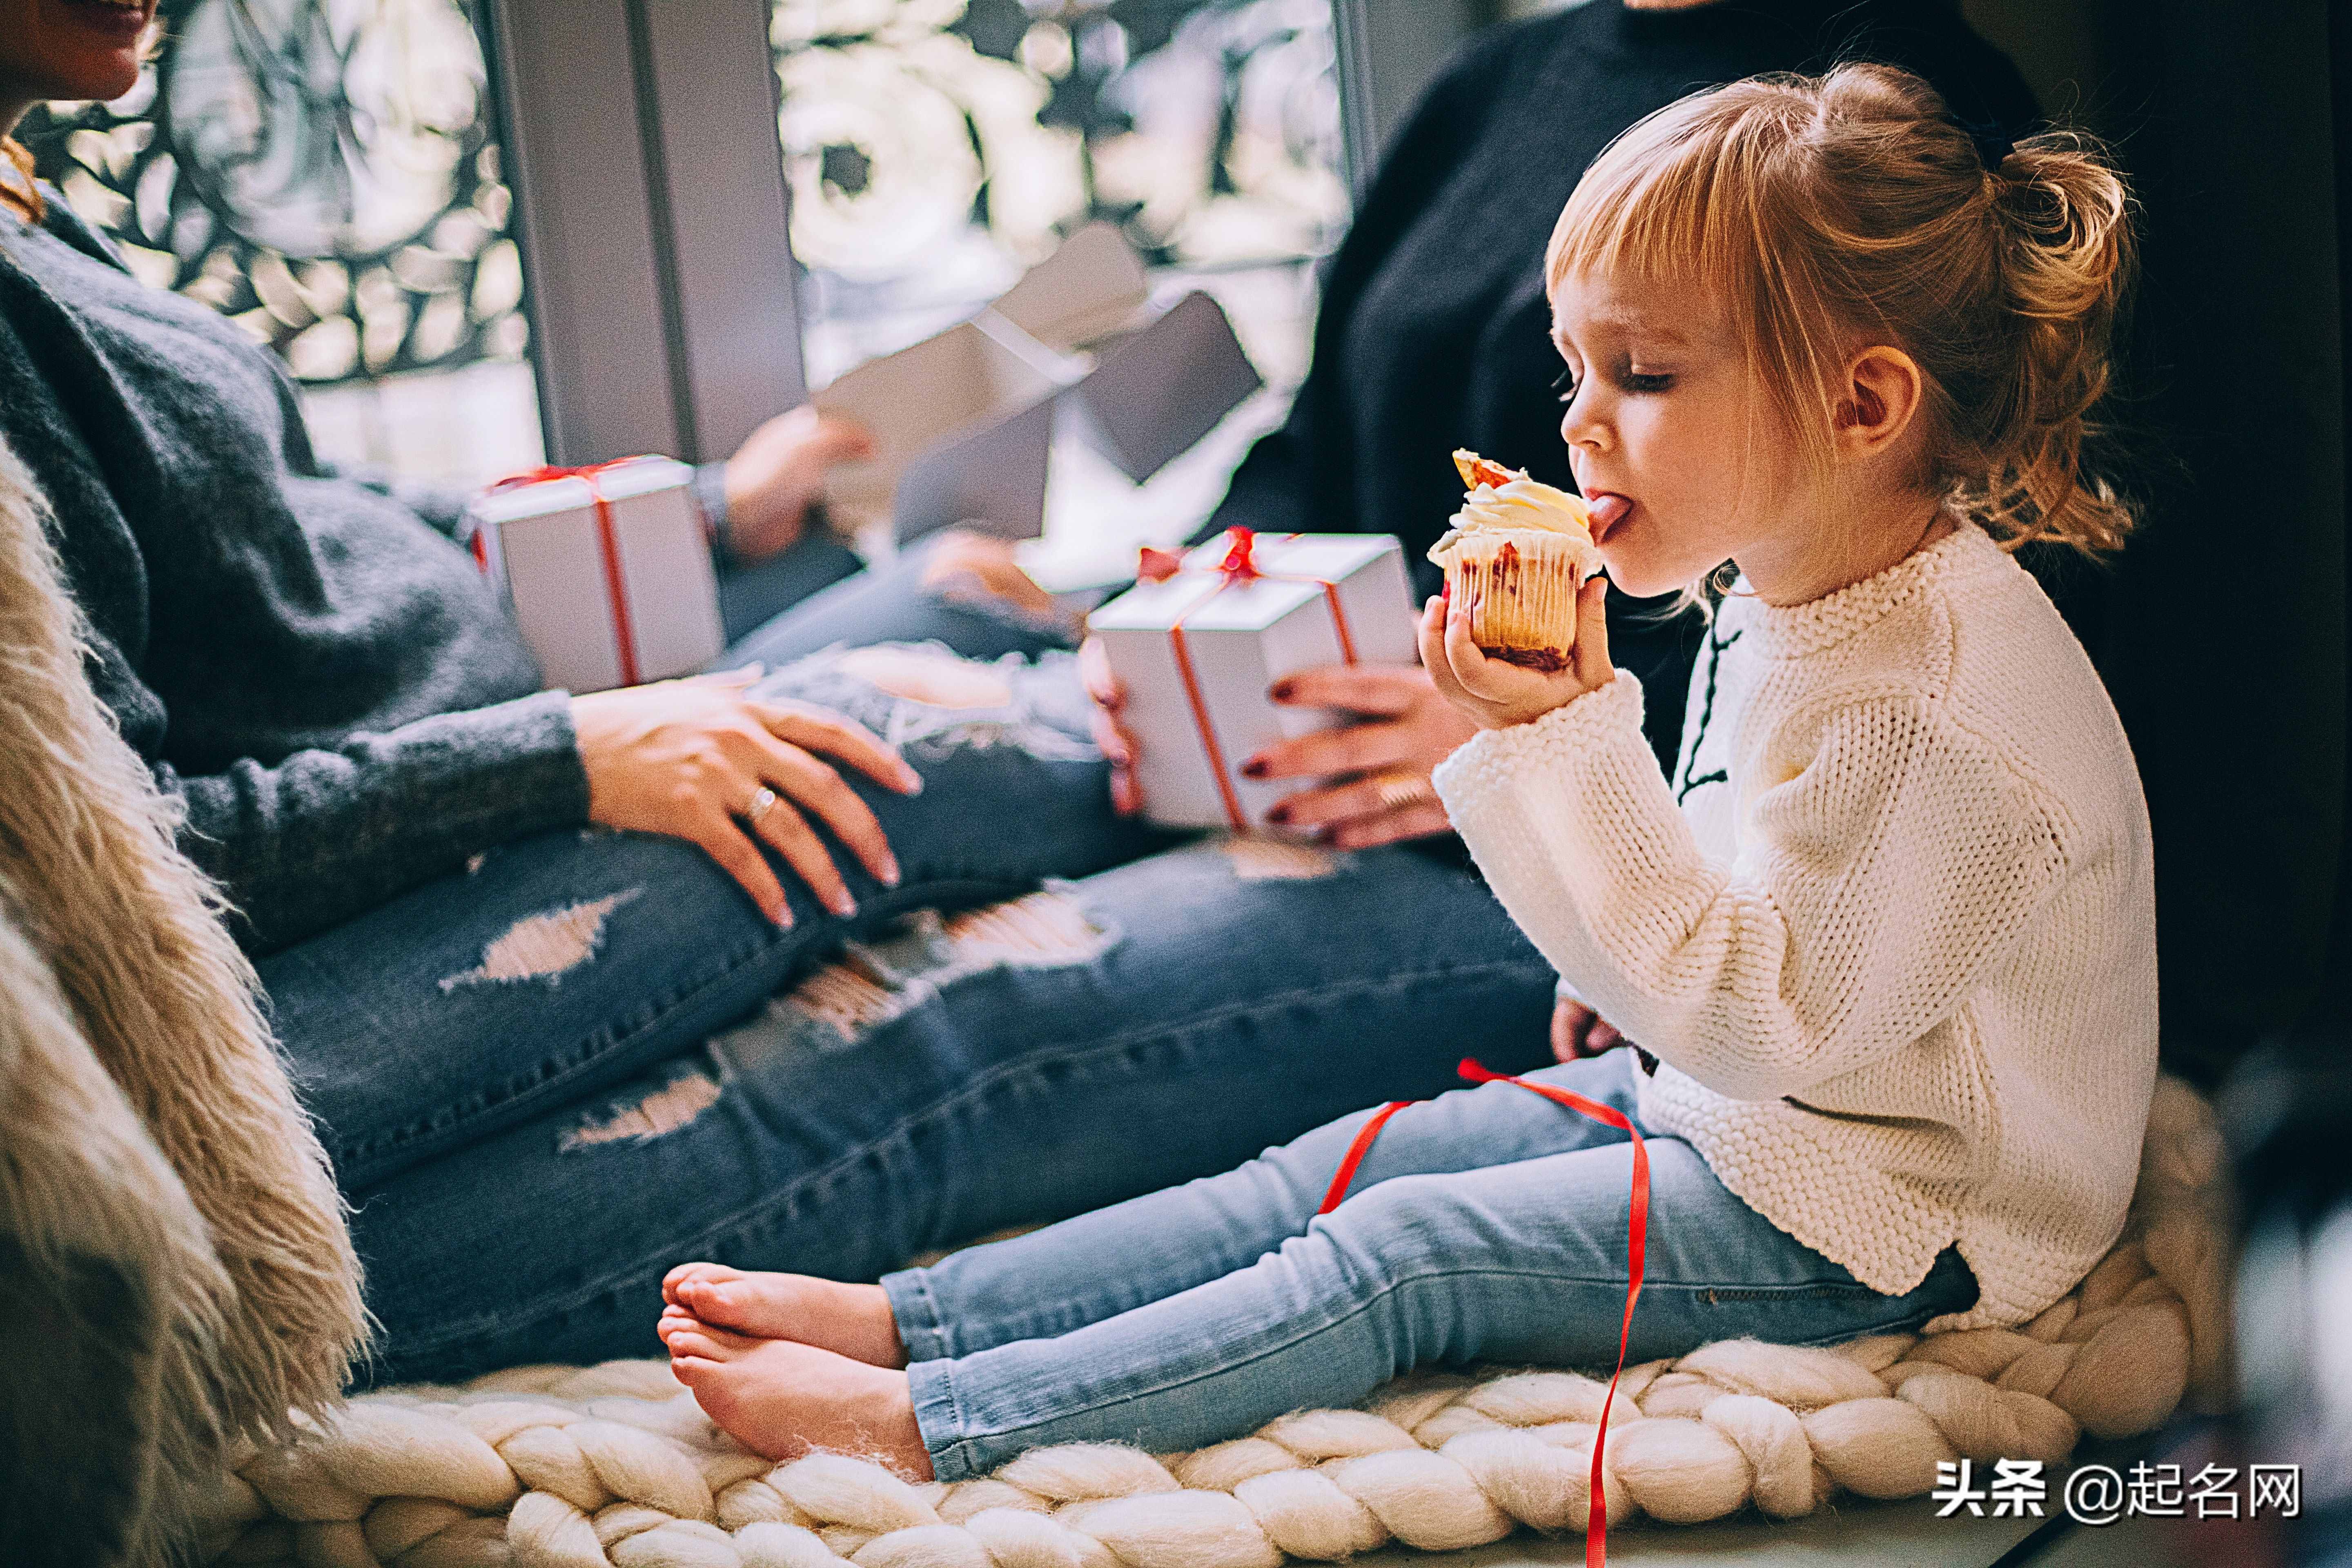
[770,0,1350,564]
[18,0,545,486]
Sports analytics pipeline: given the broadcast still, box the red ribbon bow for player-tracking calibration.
[482,459,652,688]
[1143,529,1360,831]
[1319,1058,1650,1568]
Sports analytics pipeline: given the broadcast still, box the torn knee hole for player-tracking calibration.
[439,889,642,991]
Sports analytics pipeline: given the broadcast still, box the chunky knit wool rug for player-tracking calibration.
[197,1077,2230,1568]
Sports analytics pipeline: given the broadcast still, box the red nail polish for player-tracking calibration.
[1269,681,1296,702]
[1267,803,1292,825]
[1241,758,1269,779]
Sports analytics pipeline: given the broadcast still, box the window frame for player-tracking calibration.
[483,0,1410,468]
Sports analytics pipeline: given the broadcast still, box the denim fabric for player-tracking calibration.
[260,648,1154,1194]
[348,835,1554,1382]
[883,1048,1981,1480]
[249,571,1562,1381]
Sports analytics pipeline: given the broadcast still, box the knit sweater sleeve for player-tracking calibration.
[156,691,592,954]
[1433,673,2066,1101]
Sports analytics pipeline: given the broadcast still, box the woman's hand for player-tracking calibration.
[1241,665,1479,848]
[721,406,875,564]
[1082,640,1477,845]
[571,668,922,924]
[918,530,1078,635]
[1078,637,1145,817]
[1418,575,1614,731]
[1552,996,1626,1064]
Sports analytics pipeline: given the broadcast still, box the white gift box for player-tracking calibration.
[466,456,724,694]
[812,224,1262,545]
[1090,530,1420,832]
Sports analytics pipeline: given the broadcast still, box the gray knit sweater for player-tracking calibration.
[0,194,590,953]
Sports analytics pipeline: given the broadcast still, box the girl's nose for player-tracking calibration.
[1561,399,1609,454]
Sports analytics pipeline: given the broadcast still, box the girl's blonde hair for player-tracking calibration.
[1547,62,2137,558]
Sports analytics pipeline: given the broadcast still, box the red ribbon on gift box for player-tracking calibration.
[1143,528,1361,832]
[1319,1058,1650,1568]
[483,460,651,688]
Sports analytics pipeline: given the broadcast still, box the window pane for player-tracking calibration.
[773,0,1349,390]
[18,0,545,486]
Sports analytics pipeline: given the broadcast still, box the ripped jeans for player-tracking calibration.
[259,575,1559,1383]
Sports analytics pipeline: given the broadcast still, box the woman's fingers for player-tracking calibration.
[689,798,791,926]
[1245,717,1415,783]
[744,777,858,918]
[737,730,899,896]
[1269,662,1429,717]
[1324,797,1450,851]
[1266,769,1419,832]
[1078,636,1125,710]
[755,701,921,795]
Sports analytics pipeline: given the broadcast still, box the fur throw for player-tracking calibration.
[0,432,366,1565]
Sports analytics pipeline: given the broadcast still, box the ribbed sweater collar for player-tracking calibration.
[1741,522,2004,660]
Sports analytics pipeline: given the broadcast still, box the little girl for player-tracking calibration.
[653,63,2158,1486]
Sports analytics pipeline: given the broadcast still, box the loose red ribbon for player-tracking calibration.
[484,460,650,688]
[1318,1058,1650,1568]
[1147,529,1361,831]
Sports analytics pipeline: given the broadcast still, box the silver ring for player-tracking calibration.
[1373,771,1434,812]
[744,785,780,826]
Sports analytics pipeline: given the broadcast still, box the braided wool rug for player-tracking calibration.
[198,1076,2231,1568]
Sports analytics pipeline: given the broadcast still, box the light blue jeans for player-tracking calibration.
[883,1048,1981,1480]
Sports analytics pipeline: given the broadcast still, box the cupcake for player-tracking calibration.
[1428,450,1605,672]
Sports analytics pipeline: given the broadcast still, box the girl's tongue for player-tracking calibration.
[1586,493,1633,541]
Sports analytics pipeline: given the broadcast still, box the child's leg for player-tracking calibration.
[667,1121,1978,1479]
[669,1051,1646,1364]
[915,1141,1980,1479]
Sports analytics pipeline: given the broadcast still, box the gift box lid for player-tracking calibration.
[1090,532,1407,635]
[470,456,695,527]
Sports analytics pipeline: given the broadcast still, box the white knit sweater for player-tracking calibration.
[1434,524,2158,1331]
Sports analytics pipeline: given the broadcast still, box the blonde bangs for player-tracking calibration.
[1546,84,1853,494]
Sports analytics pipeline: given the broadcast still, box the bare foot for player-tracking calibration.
[661,1315,930,1477]
[659,1264,909,1368]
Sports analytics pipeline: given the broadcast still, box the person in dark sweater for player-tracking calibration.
[1,0,2041,1383]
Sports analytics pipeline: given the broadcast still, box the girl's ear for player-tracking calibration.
[1833,345,1926,457]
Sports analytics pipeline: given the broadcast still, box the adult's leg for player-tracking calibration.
[351,837,1558,1383]
[723,537,1077,670]
[898,1068,1981,1478]
[262,648,1159,1192]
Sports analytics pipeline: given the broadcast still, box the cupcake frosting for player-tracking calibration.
[1429,450,1601,572]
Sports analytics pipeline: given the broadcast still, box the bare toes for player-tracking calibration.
[662,1262,742,1306]
[668,1327,752,1363]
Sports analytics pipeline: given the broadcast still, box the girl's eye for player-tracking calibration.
[1552,367,1579,403]
[1621,370,1673,394]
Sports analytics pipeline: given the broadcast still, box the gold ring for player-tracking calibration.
[1373,771,1434,812]
[744,785,780,826]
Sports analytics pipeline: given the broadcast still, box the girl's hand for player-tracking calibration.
[1078,637,1145,816]
[1418,575,1614,730]
[722,407,875,564]
[572,668,922,924]
[1552,996,1626,1064]
[1241,665,1478,848]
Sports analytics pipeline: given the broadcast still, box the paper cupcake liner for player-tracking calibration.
[1443,533,1588,672]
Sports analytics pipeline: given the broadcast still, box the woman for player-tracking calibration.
[1,0,2034,1383]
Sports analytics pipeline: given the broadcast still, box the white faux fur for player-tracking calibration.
[0,432,366,1564]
